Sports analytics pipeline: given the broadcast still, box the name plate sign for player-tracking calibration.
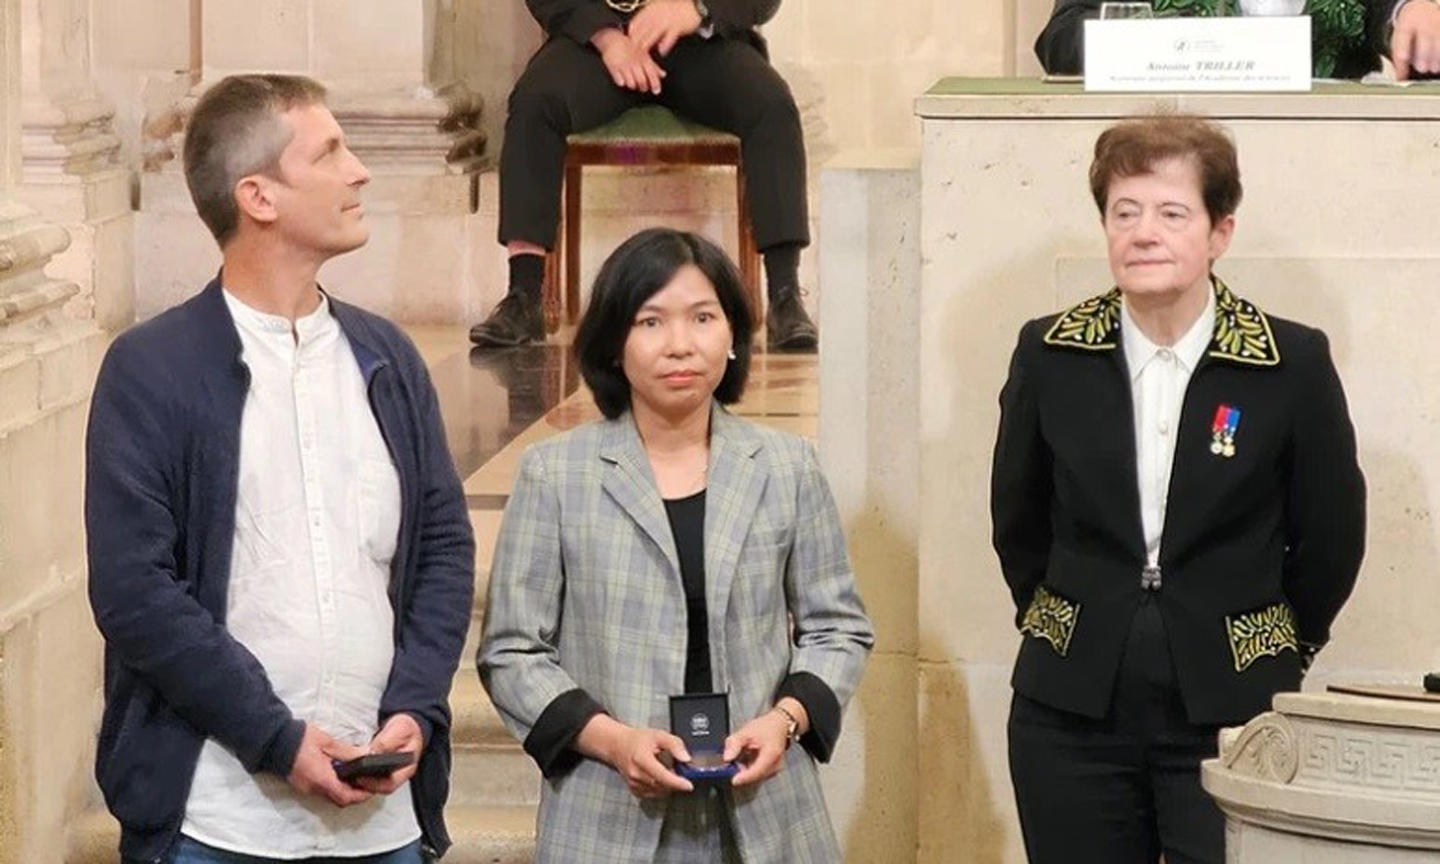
[1084,17,1311,92]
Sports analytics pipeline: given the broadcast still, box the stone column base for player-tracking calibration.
[1203,689,1440,861]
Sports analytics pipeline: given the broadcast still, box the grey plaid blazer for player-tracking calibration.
[479,404,873,863]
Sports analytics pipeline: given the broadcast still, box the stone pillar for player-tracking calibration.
[137,0,486,324]
[1,1,108,862]
[817,153,922,862]
[15,0,134,330]
[1203,690,1440,861]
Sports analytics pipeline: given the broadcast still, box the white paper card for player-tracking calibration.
[1084,17,1312,92]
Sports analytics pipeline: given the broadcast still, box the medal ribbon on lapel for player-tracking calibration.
[1210,404,1240,458]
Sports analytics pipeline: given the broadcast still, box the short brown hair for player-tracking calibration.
[183,74,328,246]
[1089,113,1242,224]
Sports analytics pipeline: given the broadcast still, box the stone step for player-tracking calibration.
[65,804,537,864]
[447,668,541,808]
[469,508,499,614]
[444,804,536,864]
[450,742,541,808]
[450,667,514,749]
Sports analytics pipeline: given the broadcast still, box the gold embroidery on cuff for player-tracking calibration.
[1020,586,1081,658]
[1226,602,1299,672]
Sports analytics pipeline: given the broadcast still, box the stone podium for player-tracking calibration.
[1203,689,1440,861]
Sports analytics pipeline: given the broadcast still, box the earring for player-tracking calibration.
[727,348,737,360]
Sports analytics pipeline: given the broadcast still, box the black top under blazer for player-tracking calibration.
[991,280,1366,726]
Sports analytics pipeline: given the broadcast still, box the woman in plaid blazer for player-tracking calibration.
[479,228,874,863]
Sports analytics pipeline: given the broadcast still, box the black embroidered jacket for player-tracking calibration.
[991,279,1366,725]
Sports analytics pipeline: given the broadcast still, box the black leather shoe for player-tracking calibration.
[469,293,543,348]
[766,288,818,351]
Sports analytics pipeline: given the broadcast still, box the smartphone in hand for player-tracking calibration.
[332,752,416,783]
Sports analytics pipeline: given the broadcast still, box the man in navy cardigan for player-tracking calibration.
[85,75,475,863]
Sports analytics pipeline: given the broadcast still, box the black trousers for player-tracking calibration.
[1008,598,1226,864]
[498,34,809,251]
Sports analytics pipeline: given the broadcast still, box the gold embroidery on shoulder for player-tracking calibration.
[1020,586,1081,657]
[1226,602,1299,672]
[1210,279,1281,367]
[1042,289,1121,352]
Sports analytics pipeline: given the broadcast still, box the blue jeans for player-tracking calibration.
[156,836,426,864]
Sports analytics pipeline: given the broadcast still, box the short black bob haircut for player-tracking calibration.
[575,228,755,420]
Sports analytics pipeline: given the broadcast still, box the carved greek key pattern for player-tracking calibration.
[1020,585,1080,658]
[1298,727,1440,795]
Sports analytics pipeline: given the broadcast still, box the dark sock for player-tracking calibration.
[508,253,545,301]
[762,243,801,299]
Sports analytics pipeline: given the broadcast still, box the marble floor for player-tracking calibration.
[405,325,819,568]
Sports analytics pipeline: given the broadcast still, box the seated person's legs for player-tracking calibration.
[473,38,639,348]
[659,37,817,350]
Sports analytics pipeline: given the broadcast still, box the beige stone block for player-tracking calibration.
[17,168,129,226]
[132,207,221,321]
[362,173,473,217]
[818,161,921,652]
[0,406,88,607]
[930,0,1011,75]
[318,213,477,323]
[829,652,919,863]
[203,0,311,78]
[867,64,947,150]
[760,0,804,64]
[91,0,190,71]
[27,0,92,103]
[917,660,1023,864]
[89,208,135,332]
[1014,0,1052,76]
[36,327,101,410]
[804,61,874,153]
[0,586,103,863]
[802,0,887,65]
[0,355,40,432]
[312,0,425,88]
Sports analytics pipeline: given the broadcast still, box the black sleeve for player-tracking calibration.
[991,321,1055,625]
[522,687,607,777]
[1281,330,1366,650]
[526,0,623,44]
[1368,0,1399,59]
[776,671,842,762]
[1034,0,1100,75]
[707,0,780,31]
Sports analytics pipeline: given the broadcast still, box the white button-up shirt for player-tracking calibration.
[1122,289,1215,568]
[182,291,418,858]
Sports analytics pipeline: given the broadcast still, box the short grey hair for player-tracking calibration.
[183,74,329,246]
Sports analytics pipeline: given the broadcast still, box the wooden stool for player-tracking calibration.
[542,106,763,332]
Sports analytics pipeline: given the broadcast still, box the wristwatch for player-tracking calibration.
[773,704,801,749]
[694,0,716,38]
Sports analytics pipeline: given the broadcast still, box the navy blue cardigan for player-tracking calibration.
[85,281,475,862]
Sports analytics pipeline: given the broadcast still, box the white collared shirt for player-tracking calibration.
[182,290,418,858]
[1121,288,1216,568]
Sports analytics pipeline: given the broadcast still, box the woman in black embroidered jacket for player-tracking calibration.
[991,113,1366,864]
